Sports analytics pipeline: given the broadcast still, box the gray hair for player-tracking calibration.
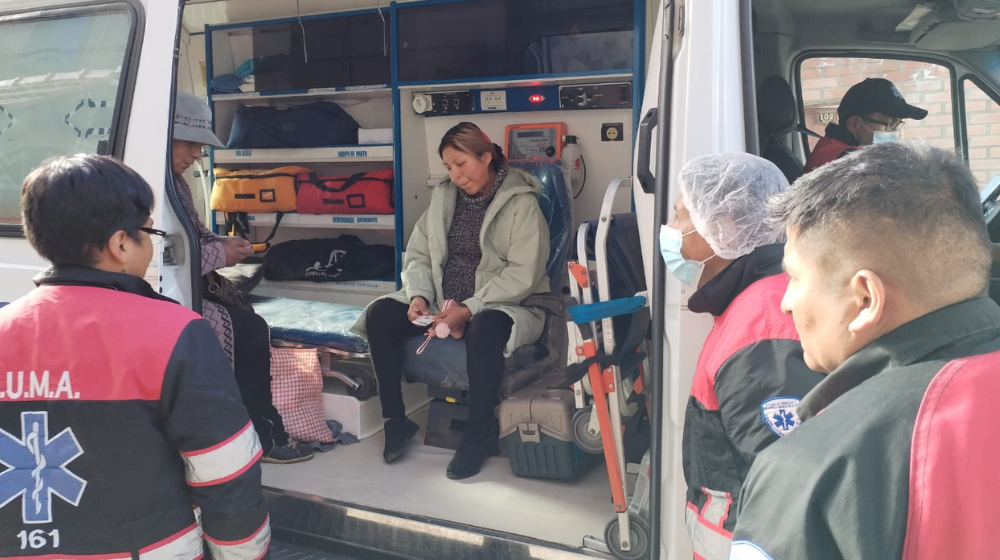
[769,143,991,303]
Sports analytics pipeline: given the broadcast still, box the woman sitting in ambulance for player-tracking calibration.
[352,122,550,480]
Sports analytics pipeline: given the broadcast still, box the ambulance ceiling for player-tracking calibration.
[182,0,421,32]
[756,0,1000,51]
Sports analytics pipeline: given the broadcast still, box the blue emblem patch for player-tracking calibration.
[0,411,85,523]
[761,397,802,437]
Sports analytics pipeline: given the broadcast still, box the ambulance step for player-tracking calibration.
[265,488,612,560]
[270,539,363,560]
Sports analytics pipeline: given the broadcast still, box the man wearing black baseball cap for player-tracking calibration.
[803,78,928,173]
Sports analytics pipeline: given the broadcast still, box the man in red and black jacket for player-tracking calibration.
[803,78,927,174]
[730,143,998,560]
[0,155,270,560]
[660,154,823,560]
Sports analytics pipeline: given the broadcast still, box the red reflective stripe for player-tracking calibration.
[699,488,732,527]
[700,492,714,517]
[717,493,733,527]
[2,555,130,560]
[182,421,254,457]
[688,499,733,539]
[140,523,199,554]
[696,515,733,539]
[186,447,263,488]
[205,516,270,546]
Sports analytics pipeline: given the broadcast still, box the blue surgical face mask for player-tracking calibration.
[659,225,715,287]
[862,121,902,144]
[872,130,901,144]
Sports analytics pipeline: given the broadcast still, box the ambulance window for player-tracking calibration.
[961,79,1000,187]
[799,57,956,152]
[0,6,137,227]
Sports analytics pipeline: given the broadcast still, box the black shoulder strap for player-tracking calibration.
[308,171,391,193]
[226,211,284,253]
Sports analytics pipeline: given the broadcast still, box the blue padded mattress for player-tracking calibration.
[249,296,368,353]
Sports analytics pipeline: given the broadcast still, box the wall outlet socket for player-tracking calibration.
[481,90,507,111]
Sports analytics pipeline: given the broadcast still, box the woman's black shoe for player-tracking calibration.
[446,435,490,480]
[383,418,420,463]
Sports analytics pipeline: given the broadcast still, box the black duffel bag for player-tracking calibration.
[226,101,360,149]
[263,236,394,283]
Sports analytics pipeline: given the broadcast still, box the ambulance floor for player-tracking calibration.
[262,404,613,549]
[270,539,371,560]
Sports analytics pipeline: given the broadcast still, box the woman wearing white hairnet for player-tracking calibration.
[660,153,823,560]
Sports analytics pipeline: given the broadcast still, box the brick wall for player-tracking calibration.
[800,57,999,185]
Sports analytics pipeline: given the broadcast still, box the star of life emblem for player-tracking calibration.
[761,397,803,437]
[0,412,85,523]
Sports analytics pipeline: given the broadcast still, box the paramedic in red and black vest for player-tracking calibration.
[0,155,271,559]
[172,91,312,464]
[802,78,927,173]
[729,143,999,560]
[663,154,823,560]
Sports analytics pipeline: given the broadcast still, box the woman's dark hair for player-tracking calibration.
[438,122,506,173]
[21,154,154,266]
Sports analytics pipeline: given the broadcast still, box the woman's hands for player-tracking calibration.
[433,304,472,338]
[409,297,471,338]
[407,296,430,322]
[223,237,253,267]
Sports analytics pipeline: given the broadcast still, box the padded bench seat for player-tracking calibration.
[250,295,368,354]
[401,336,554,397]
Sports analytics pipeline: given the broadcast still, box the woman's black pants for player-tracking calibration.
[228,306,289,452]
[366,299,513,436]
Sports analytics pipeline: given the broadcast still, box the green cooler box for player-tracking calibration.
[498,382,592,481]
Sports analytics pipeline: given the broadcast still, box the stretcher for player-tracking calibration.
[250,295,378,401]
[562,177,652,560]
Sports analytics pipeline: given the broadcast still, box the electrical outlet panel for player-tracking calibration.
[434,91,475,113]
[413,90,475,115]
[480,90,507,111]
[559,83,632,109]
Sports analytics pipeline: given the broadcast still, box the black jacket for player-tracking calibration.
[0,266,270,559]
[682,246,823,560]
[732,298,1000,560]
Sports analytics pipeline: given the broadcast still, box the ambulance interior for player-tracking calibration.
[170,0,1000,557]
[176,1,648,558]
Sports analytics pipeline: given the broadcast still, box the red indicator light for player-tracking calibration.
[529,94,545,103]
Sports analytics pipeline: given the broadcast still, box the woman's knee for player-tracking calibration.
[464,310,513,351]
[367,298,409,329]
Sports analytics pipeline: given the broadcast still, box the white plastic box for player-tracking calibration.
[322,378,430,439]
[358,128,394,145]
